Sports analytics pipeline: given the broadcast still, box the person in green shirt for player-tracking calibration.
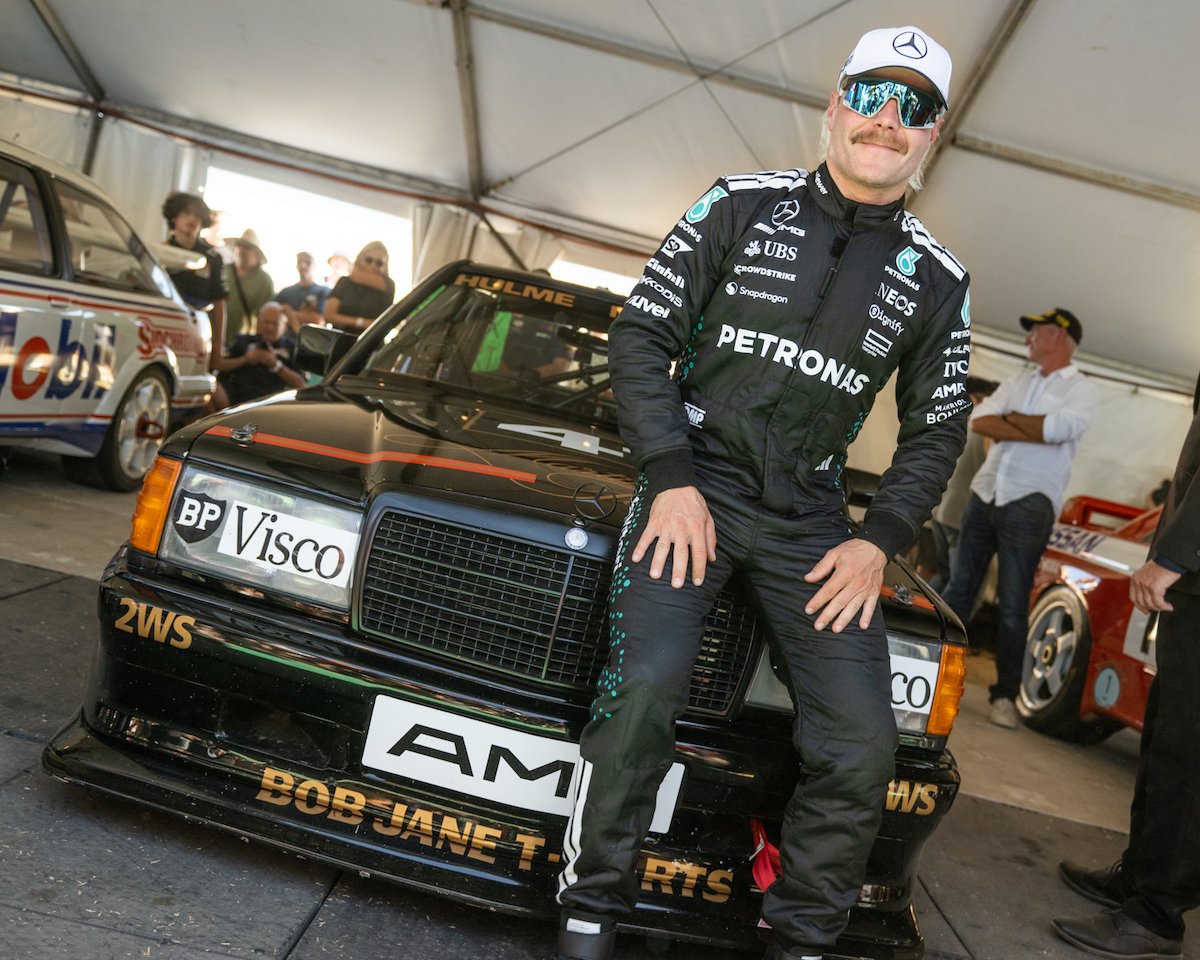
[223,228,275,346]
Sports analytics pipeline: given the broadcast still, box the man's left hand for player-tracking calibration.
[1129,560,1180,614]
[804,538,887,632]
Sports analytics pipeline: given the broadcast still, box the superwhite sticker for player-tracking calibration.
[363,695,683,829]
[890,654,940,715]
[216,500,358,586]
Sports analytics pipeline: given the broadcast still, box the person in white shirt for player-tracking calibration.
[941,308,1096,728]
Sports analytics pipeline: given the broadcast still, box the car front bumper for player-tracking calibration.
[42,550,959,956]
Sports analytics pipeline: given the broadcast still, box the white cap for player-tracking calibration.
[838,26,953,107]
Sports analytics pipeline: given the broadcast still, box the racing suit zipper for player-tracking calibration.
[760,231,853,510]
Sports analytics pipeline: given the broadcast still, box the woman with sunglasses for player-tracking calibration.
[323,241,396,333]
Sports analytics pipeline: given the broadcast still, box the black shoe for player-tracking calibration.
[1059,859,1128,909]
[1052,909,1182,959]
[554,914,616,960]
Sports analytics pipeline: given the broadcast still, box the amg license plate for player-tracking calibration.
[362,695,683,832]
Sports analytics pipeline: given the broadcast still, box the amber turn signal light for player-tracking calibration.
[925,643,966,738]
[129,457,182,555]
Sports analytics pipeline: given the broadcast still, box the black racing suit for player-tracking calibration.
[556,165,972,955]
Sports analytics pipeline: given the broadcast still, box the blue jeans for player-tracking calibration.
[941,492,1055,702]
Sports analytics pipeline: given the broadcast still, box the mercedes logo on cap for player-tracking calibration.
[893,31,928,60]
[572,482,618,522]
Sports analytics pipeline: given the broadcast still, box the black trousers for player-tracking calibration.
[556,474,897,953]
[1122,590,1200,939]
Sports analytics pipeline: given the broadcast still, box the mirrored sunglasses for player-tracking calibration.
[841,77,943,129]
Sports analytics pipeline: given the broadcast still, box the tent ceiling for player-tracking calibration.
[1,0,1196,386]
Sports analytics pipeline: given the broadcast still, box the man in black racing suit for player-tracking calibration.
[554,25,972,960]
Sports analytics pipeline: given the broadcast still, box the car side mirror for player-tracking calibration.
[296,323,356,376]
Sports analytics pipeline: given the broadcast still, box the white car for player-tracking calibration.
[0,139,213,489]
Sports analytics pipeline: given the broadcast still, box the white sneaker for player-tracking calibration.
[989,698,1017,729]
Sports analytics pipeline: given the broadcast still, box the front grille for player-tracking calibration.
[360,510,759,716]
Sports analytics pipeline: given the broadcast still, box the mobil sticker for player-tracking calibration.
[0,312,117,402]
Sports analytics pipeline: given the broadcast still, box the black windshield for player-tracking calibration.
[355,271,621,428]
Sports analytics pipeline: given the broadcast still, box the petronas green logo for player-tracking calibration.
[686,186,728,224]
[896,246,922,276]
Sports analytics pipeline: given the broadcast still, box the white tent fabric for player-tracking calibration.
[1,0,1196,506]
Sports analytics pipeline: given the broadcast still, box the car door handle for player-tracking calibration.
[49,296,70,308]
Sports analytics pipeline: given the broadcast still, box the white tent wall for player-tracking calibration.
[0,89,90,172]
[0,88,202,241]
[89,119,202,242]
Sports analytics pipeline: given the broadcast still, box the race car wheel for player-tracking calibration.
[1017,586,1120,744]
[63,368,171,491]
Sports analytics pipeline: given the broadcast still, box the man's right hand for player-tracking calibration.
[631,486,716,588]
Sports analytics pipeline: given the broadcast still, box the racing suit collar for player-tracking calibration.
[810,163,906,231]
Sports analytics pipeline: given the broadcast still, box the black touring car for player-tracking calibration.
[43,261,967,958]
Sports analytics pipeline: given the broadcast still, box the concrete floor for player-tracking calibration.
[0,447,1192,959]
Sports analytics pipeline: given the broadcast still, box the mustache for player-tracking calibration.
[851,130,907,153]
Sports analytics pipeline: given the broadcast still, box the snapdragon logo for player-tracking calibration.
[715,324,868,395]
[724,281,788,304]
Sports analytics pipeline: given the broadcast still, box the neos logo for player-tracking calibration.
[216,501,356,586]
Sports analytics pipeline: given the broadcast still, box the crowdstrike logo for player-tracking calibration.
[893,31,928,60]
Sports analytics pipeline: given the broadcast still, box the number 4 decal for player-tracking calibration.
[497,423,627,458]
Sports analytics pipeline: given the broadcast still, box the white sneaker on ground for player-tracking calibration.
[990,698,1017,729]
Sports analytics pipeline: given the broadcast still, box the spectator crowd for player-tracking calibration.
[160,190,397,412]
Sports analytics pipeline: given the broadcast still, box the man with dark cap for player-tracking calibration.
[941,308,1096,728]
[1051,378,1200,958]
[552,24,971,960]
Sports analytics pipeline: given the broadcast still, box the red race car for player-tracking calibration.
[1018,496,1162,743]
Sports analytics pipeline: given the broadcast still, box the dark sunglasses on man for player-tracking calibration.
[362,256,387,267]
[841,76,944,129]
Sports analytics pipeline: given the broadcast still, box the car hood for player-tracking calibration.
[171,384,634,528]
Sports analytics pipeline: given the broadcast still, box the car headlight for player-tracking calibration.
[139,459,362,611]
[743,631,965,749]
